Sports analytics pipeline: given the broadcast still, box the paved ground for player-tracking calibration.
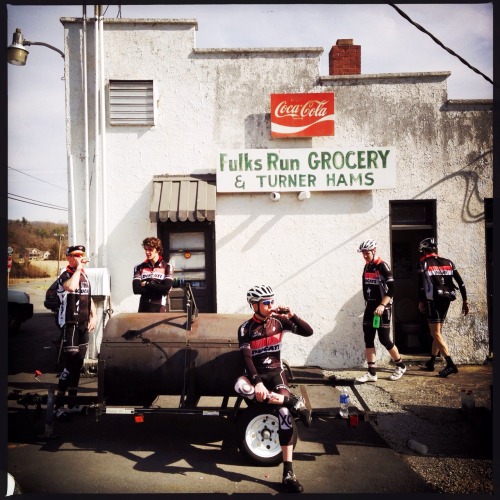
[5,278,494,494]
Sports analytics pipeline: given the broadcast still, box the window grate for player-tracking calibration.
[109,80,154,125]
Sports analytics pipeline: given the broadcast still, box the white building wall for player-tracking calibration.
[62,18,492,369]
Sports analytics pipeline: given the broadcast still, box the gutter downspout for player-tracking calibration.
[93,5,100,266]
[68,154,76,242]
[83,5,90,254]
[99,8,108,267]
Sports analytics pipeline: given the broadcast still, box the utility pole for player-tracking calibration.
[54,233,65,277]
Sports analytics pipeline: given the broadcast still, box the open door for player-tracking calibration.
[159,221,217,312]
[390,200,435,354]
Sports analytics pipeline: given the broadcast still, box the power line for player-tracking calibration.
[8,193,68,211]
[8,165,67,191]
[389,3,496,88]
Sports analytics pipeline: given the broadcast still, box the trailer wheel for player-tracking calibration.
[237,405,297,466]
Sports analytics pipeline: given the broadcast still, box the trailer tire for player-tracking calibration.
[237,405,297,466]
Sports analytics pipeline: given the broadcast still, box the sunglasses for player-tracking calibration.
[261,299,275,306]
[70,253,85,257]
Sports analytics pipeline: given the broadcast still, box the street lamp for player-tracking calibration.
[54,233,65,276]
[7,28,65,66]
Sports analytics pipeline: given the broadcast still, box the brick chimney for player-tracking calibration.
[329,39,361,75]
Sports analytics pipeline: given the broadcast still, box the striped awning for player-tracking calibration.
[150,176,216,222]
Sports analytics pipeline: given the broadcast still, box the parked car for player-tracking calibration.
[7,289,34,333]
[44,279,60,313]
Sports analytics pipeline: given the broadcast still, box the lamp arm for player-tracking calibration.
[24,40,65,59]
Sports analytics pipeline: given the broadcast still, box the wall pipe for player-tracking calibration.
[68,154,76,243]
[83,5,90,255]
[99,7,108,267]
[93,5,100,265]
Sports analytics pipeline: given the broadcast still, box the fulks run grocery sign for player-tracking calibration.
[271,93,334,137]
[217,93,395,193]
[216,148,396,193]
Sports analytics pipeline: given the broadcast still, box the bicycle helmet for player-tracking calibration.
[357,239,377,252]
[247,285,274,305]
[419,237,437,254]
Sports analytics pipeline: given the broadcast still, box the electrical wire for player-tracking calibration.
[8,193,68,211]
[8,166,67,191]
[389,3,495,88]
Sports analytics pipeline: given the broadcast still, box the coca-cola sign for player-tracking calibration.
[271,93,334,138]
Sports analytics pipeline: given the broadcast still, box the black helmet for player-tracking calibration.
[247,285,274,305]
[419,237,437,254]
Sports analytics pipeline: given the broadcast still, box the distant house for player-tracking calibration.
[42,251,51,260]
[25,248,41,260]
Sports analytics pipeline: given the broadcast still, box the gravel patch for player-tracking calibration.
[323,366,493,494]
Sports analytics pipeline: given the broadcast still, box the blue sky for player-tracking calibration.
[6,3,494,223]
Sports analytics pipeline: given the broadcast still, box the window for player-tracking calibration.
[390,200,435,229]
[159,221,217,312]
[169,232,206,286]
[108,80,154,125]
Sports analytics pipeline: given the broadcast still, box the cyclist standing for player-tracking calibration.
[417,237,469,377]
[55,245,96,420]
[355,239,407,383]
[133,237,174,312]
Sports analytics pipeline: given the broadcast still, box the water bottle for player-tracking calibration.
[372,314,381,329]
[339,387,349,418]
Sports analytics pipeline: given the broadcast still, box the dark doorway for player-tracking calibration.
[390,200,436,354]
[159,221,216,312]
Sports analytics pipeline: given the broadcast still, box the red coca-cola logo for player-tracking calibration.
[275,99,329,119]
[271,93,334,138]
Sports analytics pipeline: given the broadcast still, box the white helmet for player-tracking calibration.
[358,239,377,252]
[247,285,274,305]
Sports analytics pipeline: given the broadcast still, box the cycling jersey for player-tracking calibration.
[362,257,395,304]
[133,257,174,311]
[57,266,92,328]
[417,253,467,302]
[237,314,313,385]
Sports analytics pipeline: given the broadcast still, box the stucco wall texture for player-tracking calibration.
[62,19,492,369]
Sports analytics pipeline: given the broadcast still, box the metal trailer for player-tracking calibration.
[9,290,374,466]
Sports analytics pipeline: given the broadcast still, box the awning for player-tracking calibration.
[150,176,216,222]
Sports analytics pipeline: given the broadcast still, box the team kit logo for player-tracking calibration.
[140,269,166,280]
[364,271,380,285]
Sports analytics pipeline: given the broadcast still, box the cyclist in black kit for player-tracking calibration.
[417,237,469,377]
[55,245,96,421]
[355,239,407,383]
[234,285,313,494]
[133,237,174,312]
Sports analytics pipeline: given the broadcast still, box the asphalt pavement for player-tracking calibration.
[6,279,489,494]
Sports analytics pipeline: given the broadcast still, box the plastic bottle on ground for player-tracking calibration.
[339,387,349,418]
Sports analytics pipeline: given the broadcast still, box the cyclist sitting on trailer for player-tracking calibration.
[234,285,313,494]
